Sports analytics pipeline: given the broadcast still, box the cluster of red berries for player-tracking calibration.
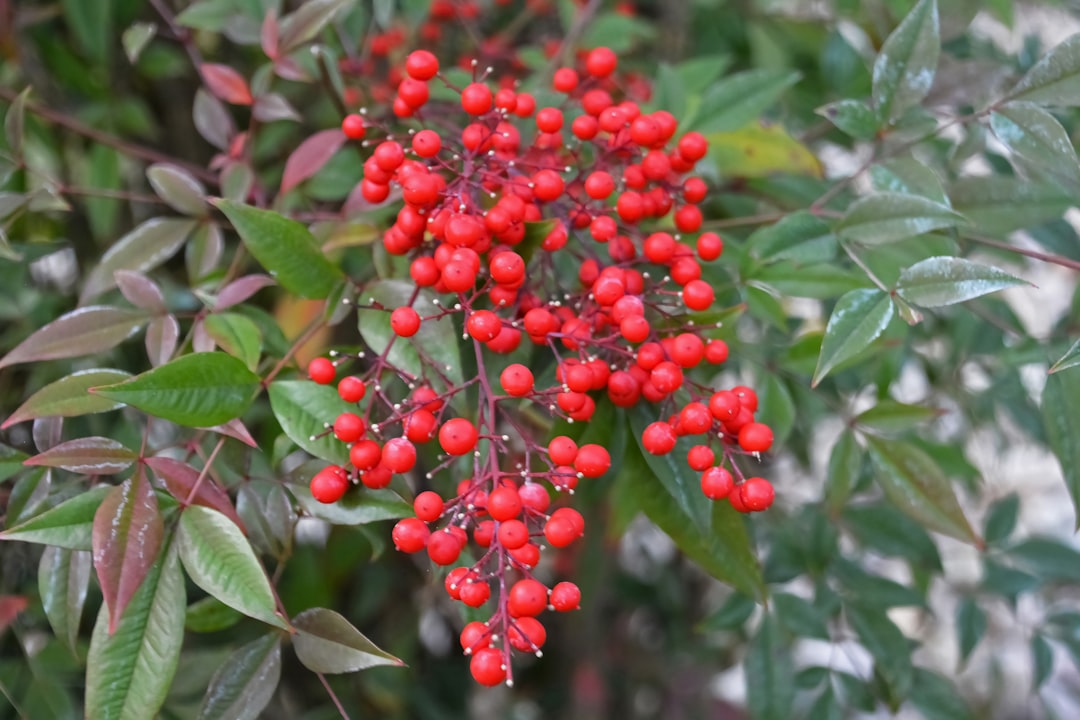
[304,43,774,687]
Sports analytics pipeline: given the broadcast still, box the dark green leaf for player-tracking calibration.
[690,70,800,133]
[817,99,879,139]
[2,369,131,429]
[753,262,870,299]
[213,199,343,299]
[196,633,281,720]
[0,443,29,482]
[956,597,986,664]
[268,380,353,465]
[845,602,914,698]
[843,503,942,570]
[25,436,136,475]
[871,0,940,123]
[745,614,794,720]
[866,436,980,544]
[833,559,925,608]
[92,352,259,427]
[288,484,411,525]
[991,102,1080,183]
[185,596,243,633]
[774,593,830,640]
[0,307,148,370]
[1042,369,1080,529]
[749,211,836,263]
[837,193,966,246]
[86,544,185,720]
[0,485,111,550]
[1049,338,1080,374]
[909,668,972,720]
[813,289,895,386]
[855,400,940,433]
[757,373,795,447]
[1032,634,1054,689]
[80,218,198,303]
[984,493,1020,545]
[1008,34,1080,106]
[806,685,843,720]
[698,593,756,631]
[292,607,403,673]
[896,256,1026,308]
[1008,537,1080,581]
[826,430,862,515]
[676,54,731,95]
[39,546,92,654]
[982,558,1039,599]
[177,505,290,630]
[950,176,1072,235]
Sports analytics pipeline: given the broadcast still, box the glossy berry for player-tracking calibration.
[405,50,439,80]
[550,581,581,611]
[341,114,366,139]
[508,578,548,617]
[738,422,774,453]
[509,616,547,652]
[390,306,421,337]
[350,439,381,469]
[573,444,611,478]
[500,364,534,396]
[739,477,775,512]
[470,647,506,686]
[392,518,430,553]
[687,445,715,471]
[585,46,617,77]
[553,67,578,93]
[413,491,444,522]
[459,580,491,608]
[310,466,348,504]
[308,357,335,385]
[439,418,478,455]
[382,437,417,473]
[333,412,365,442]
[487,486,523,521]
[497,519,530,549]
[337,376,366,403]
[642,421,677,455]
[461,83,493,115]
[701,466,734,500]
[427,530,462,565]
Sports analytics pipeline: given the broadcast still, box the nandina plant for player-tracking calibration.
[4,0,1080,718]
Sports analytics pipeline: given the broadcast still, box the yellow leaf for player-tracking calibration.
[708,122,822,179]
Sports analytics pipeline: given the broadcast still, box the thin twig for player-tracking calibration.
[317,673,351,719]
[963,233,1080,273]
[545,0,603,77]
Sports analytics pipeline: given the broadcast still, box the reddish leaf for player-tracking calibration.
[0,306,147,370]
[201,63,254,106]
[145,456,245,531]
[92,469,164,633]
[81,217,198,303]
[280,129,347,195]
[253,93,301,123]
[0,595,28,634]
[24,436,137,475]
[146,314,180,367]
[215,274,276,311]
[203,418,259,448]
[2,369,131,430]
[115,270,166,313]
[261,10,280,59]
[33,416,63,452]
[194,89,235,150]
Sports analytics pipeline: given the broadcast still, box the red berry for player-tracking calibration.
[489,251,525,284]
[445,567,472,600]
[701,466,734,500]
[682,279,715,311]
[439,418,478,455]
[310,466,348,504]
[550,581,581,611]
[487,486,523,522]
[470,647,506,686]
[679,402,713,434]
[341,114,366,140]
[642,421,677,455]
[382,437,417,473]
[508,578,548,617]
[412,129,442,157]
[573,444,610,478]
[500,364,534,396]
[373,141,405,171]
[459,580,491,608]
[705,339,729,364]
[677,132,709,162]
[333,412,365,442]
[497,518,530,549]
[390,306,421,337]
[350,439,381,469]
[687,444,715,471]
[536,107,563,133]
[697,232,724,261]
[518,482,551,513]
[427,529,462,565]
[405,50,439,80]
[392,517,430,553]
[675,205,703,233]
[460,619,489,652]
[509,616,547,652]
[739,477,775,511]
[544,516,579,548]
[548,436,578,465]
[585,46,617,77]
[337,376,366,403]
[461,82,493,115]
[733,385,759,412]
[308,357,336,384]
[553,67,578,93]
[709,390,741,422]
[413,490,444,522]
[738,422,774,453]
[466,310,502,341]
[360,462,392,489]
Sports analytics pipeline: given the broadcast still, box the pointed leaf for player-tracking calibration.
[956,597,986,664]
[280,129,347,195]
[774,593,830,640]
[836,193,966,245]
[749,211,836,263]
[869,157,949,205]
[1009,537,1080,581]
[268,380,352,465]
[215,274,276,310]
[213,200,343,299]
[25,436,137,475]
[689,69,800,133]
[0,443,29,482]
[0,485,112,550]
[185,596,243,633]
[845,602,914,699]
[866,436,979,544]
[2,369,131,429]
[292,607,403,673]
[707,123,822,179]
[855,400,940,433]
[197,633,282,720]
[92,352,259,427]
[201,63,253,105]
[745,614,795,720]
[991,102,1080,183]
[825,429,862,515]
[288,483,411,525]
[872,0,939,123]
[122,22,157,64]
[909,668,972,720]
[1050,338,1080,374]
[984,493,1020,545]
[194,89,235,150]
[1008,34,1080,106]
[146,456,244,530]
[5,87,30,158]
[896,256,1026,308]
[813,289,895,386]
[146,314,180,367]
[0,307,147,370]
[147,163,208,216]
[203,313,262,371]
[86,544,185,720]
[177,505,290,630]
[817,99,879,139]
[203,418,258,448]
[92,470,164,632]
[1041,362,1080,528]
[39,546,92,654]
[80,218,198,303]
[279,0,356,52]
[1032,634,1054,689]
[115,270,166,313]
[950,176,1072,234]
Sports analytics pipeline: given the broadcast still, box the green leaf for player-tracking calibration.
[86,544,185,720]
[745,614,794,720]
[855,400,940,433]
[774,593,830,640]
[279,0,357,53]
[358,280,464,391]
[122,22,157,64]
[80,218,198,303]
[177,505,290,630]
[196,633,282,720]
[845,602,914,699]
[676,54,731,95]
[92,470,164,632]
[0,485,112,550]
[754,262,870,299]
[213,200,343,299]
[983,493,1020,545]
[991,102,1080,183]
[291,607,403,673]
[950,176,1072,235]
[204,313,263,371]
[92,352,259,427]
[826,430,862,515]
[698,593,756,631]
[869,157,949,205]
[2,369,131,429]
[865,436,979,544]
[843,503,942,570]
[909,668,972,720]
[268,380,352,465]
[1008,537,1080,581]
[956,597,986,664]
[748,211,836,263]
[0,307,148,371]
[185,596,243,633]
[895,256,1027,308]
[1032,634,1054,689]
[652,63,686,118]
[0,443,29,483]
[39,546,92,654]
[288,484,412,525]
[689,70,800,133]
[833,559,925,608]
[621,426,765,600]
[872,0,939,124]
[817,99,879,139]
[25,436,137,475]
[1050,338,1080,374]
[4,87,30,159]
[1008,34,1080,106]
[836,193,966,246]
[813,289,895,386]
[982,558,1039,599]
[1041,369,1080,529]
[805,686,842,720]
